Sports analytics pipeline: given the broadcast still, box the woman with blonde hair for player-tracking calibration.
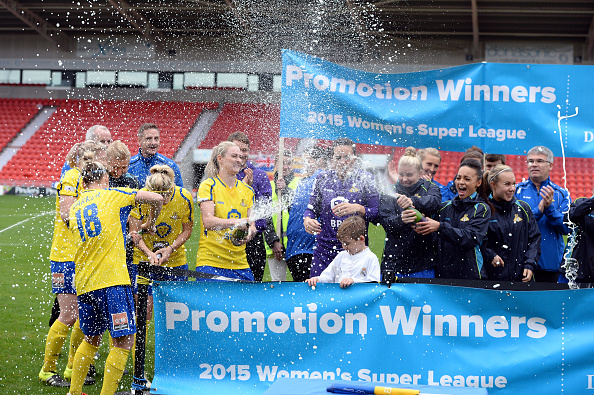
[378,147,441,281]
[39,141,99,387]
[129,164,194,310]
[196,141,257,280]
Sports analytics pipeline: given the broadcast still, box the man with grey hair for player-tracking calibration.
[515,145,571,282]
[59,125,112,176]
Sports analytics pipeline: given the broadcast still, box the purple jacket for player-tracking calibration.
[304,169,379,276]
[236,161,272,232]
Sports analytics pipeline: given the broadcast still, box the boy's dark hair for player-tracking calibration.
[227,132,250,146]
[337,216,366,242]
[485,153,506,164]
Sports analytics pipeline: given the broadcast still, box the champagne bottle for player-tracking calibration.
[406,207,426,222]
[231,225,248,246]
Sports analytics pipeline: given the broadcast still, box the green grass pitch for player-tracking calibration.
[0,195,385,393]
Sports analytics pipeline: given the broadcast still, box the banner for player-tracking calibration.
[280,50,594,158]
[151,282,594,394]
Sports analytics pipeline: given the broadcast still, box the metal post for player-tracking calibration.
[132,261,149,395]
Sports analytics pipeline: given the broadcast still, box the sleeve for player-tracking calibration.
[129,204,143,220]
[317,254,340,283]
[568,197,594,223]
[377,194,407,232]
[438,203,491,248]
[523,203,541,270]
[181,188,195,224]
[543,188,571,234]
[362,173,379,222]
[263,217,280,247]
[479,232,497,268]
[304,176,322,219]
[197,179,215,203]
[253,171,272,231]
[59,169,80,197]
[173,164,184,188]
[411,183,441,217]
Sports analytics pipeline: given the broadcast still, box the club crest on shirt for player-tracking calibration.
[460,214,470,222]
[112,312,129,331]
[513,214,522,223]
[360,267,367,277]
[331,196,349,209]
[156,222,172,238]
[414,193,421,198]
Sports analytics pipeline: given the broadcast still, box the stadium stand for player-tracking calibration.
[0,99,217,185]
[0,98,42,152]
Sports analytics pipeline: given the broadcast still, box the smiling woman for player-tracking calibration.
[411,159,492,280]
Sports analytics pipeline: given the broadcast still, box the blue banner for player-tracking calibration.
[280,50,594,158]
[150,282,594,394]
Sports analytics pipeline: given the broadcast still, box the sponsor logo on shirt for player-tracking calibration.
[513,214,523,223]
[171,212,180,220]
[330,196,349,209]
[460,214,470,222]
[112,312,129,331]
[349,186,360,193]
[52,273,65,289]
[241,199,247,207]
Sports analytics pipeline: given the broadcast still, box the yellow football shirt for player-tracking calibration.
[196,176,254,270]
[69,188,137,295]
[50,167,82,263]
[131,186,194,268]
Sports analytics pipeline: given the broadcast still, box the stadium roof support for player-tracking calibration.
[586,15,594,61]
[0,0,70,50]
[107,0,156,45]
[470,0,480,59]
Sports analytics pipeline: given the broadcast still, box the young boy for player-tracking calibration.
[306,216,380,288]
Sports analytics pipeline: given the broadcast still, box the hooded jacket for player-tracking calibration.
[378,179,441,274]
[435,192,491,280]
[564,197,594,281]
[480,197,541,281]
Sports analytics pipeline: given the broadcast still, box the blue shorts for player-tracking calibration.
[196,266,254,282]
[50,261,76,294]
[77,285,136,338]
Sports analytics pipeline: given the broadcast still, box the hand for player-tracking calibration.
[396,195,413,209]
[306,277,319,287]
[401,209,418,224]
[230,218,249,230]
[387,161,398,184]
[420,173,432,181]
[538,185,554,211]
[140,222,156,235]
[272,241,284,260]
[412,218,440,235]
[522,268,533,282]
[340,277,355,288]
[491,255,505,268]
[332,202,363,217]
[276,178,286,191]
[146,251,160,266]
[128,231,142,245]
[155,246,173,265]
[243,168,254,186]
[304,217,321,234]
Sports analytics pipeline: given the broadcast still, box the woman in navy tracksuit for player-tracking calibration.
[480,165,541,282]
[560,196,594,282]
[378,147,441,281]
[412,159,491,280]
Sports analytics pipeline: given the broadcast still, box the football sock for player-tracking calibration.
[101,346,130,395]
[67,320,85,370]
[42,319,70,373]
[69,340,98,395]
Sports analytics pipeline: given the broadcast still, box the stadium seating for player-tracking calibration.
[0,99,217,184]
[0,98,41,152]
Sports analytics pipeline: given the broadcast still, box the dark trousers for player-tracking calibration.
[534,269,560,283]
[286,254,313,283]
[246,233,266,282]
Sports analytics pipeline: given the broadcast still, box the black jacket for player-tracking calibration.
[564,197,594,281]
[378,179,441,274]
[435,193,491,280]
[480,198,541,281]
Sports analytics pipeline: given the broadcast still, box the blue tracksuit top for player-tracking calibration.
[515,177,570,272]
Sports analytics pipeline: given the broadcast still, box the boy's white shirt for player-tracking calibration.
[317,247,380,284]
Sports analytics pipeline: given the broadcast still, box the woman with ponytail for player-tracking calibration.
[378,147,441,281]
[196,141,257,281]
[480,165,540,281]
[412,159,491,279]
